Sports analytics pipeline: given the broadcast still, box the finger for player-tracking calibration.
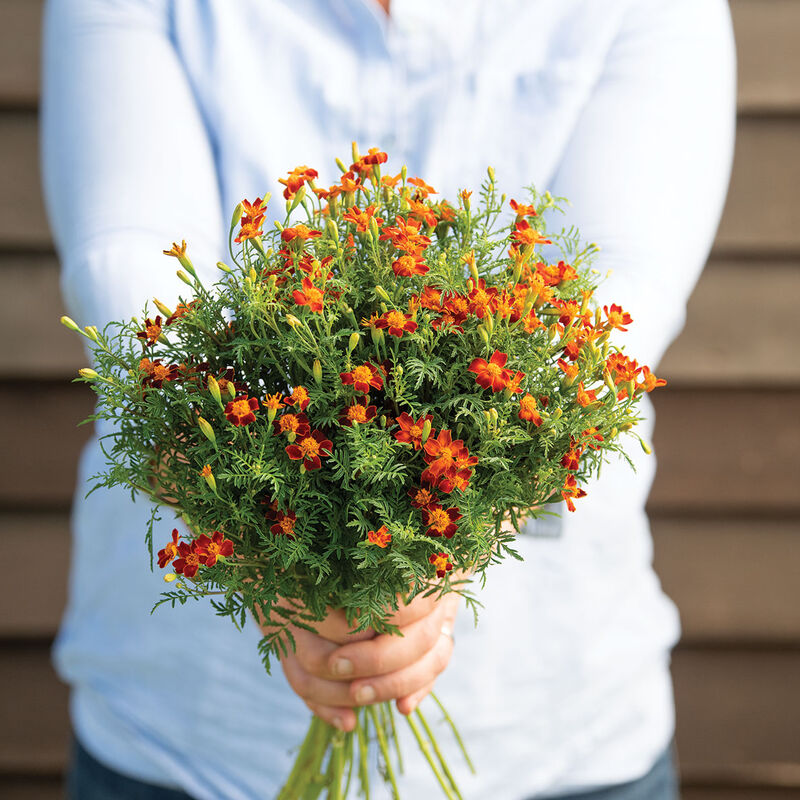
[304,700,357,732]
[310,608,376,645]
[396,681,435,716]
[349,630,454,706]
[281,650,360,707]
[327,602,445,679]
[288,625,341,677]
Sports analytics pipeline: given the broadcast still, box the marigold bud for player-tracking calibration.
[201,464,217,492]
[231,203,243,227]
[369,216,380,242]
[375,285,391,302]
[348,332,360,352]
[326,219,339,240]
[484,313,494,335]
[61,315,81,332]
[164,573,177,583]
[478,326,490,345]
[313,359,323,385]
[400,165,407,183]
[216,261,232,273]
[285,314,302,328]
[79,368,99,380]
[638,436,652,455]
[335,157,348,174]
[207,375,223,406]
[371,326,384,346]
[487,165,496,183]
[489,408,499,425]
[197,416,216,444]
[351,141,360,162]
[83,325,100,342]
[288,185,306,211]
[421,419,432,443]
[176,269,193,287]
[226,382,236,400]
[153,298,172,318]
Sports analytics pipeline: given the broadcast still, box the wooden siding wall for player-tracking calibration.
[1,1,799,797]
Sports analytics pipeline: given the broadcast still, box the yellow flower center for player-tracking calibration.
[280,415,299,433]
[299,436,320,458]
[280,517,295,534]
[230,399,251,418]
[348,405,368,423]
[414,489,433,505]
[264,393,283,411]
[428,508,450,531]
[352,365,373,384]
[292,387,309,404]
[152,364,170,381]
[386,311,407,328]
[486,363,503,378]
[409,425,422,438]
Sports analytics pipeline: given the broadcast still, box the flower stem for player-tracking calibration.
[368,705,401,799]
[416,707,462,800]
[405,712,458,800]
[431,692,475,774]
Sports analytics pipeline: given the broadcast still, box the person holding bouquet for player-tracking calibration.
[41,1,735,798]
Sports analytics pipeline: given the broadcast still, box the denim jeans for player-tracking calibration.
[67,734,679,799]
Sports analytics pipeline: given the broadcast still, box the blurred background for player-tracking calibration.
[0,1,798,798]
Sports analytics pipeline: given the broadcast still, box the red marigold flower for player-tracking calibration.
[423,429,467,479]
[173,540,203,578]
[379,215,431,254]
[407,197,438,228]
[581,426,604,448]
[235,217,264,243]
[287,385,311,411]
[561,442,584,471]
[139,358,178,389]
[157,529,181,569]
[576,382,598,407]
[340,362,383,394]
[195,531,234,566]
[367,524,391,548]
[519,393,543,426]
[468,350,513,392]
[408,486,437,509]
[375,310,418,338]
[557,358,580,381]
[339,398,377,427]
[637,366,667,393]
[417,285,442,310]
[423,504,462,539]
[271,510,297,538]
[279,165,319,200]
[510,219,552,248]
[429,552,453,578]
[431,292,469,333]
[225,395,259,426]
[509,198,538,218]
[281,224,322,243]
[606,353,640,384]
[285,429,333,471]
[292,277,326,313]
[273,412,311,438]
[394,412,433,450]
[603,303,633,331]
[342,204,384,232]
[506,370,525,395]
[136,316,163,347]
[467,278,499,319]
[350,148,389,175]
[561,475,587,513]
[437,469,473,494]
[165,299,200,326]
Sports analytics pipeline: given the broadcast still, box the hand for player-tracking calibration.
[271,591,460,731]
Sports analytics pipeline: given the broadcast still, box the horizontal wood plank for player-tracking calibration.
[0,383,798,513]
[3,113,800,252]
[3,1,800,114]
[5,511,799,642]
[6,255,800,385]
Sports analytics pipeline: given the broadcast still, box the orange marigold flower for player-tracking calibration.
[242,197,269,220]
[422,504,462,539]
[342,204,384,232]
[468,350,513,392]
[381,172,403,188]
[394,412,433,450]
[287,385,311,411]
[136,316,163,347]
[518,393,543,425]
[157,529,181,569]
[435,201,456,223]
[339,171,362,194]
[603,303,633,331]
[235,217,264,243]
[375,309,418,338]
[423,429,467,478]
[340,362,383,394]
[511,220,552,248]
[408,486,437,509]
[173,540,203,578]
[166,299,199,326]
[162,240,188,259]
[279,165,319,200]
[429,551,453,578]
[271,510,297,538]
[561,475,587,513]
[408,176,437,198]
[509,198,537,218]
[637,366,667,393]
[581,427,604,448]
[292,277,326,312]
[281,224,322,243]
[437,469,473,494]
[350,148,388,175]
[225,395,259,426]
[139,358,178,388]
[367,524,391,548]
[273,412,311,437]
[417,285,442,310]
[263,393,285,413]
[536,260,577,286]
[561,442,584,471]
[467,278,499,319]
[339,399,377,427]
[558,358,580,381]
[606,353,639,383]
[407,197,438,228]
[379,215,431,254]
[576,382,598,407]
[506,370,525,395]
[285,429,333,471]
[195,531,234,566]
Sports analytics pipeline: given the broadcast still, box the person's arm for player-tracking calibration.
[545,0,736,368]
[41,0,225,329]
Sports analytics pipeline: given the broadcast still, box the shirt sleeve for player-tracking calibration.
[545,0,736,369]
[40,0,225,330]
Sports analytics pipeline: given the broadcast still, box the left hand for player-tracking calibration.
[277,591,461,731]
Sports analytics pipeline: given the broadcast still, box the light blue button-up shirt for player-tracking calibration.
[41,1,735,797]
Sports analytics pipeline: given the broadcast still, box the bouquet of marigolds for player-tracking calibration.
[63,145,666,799]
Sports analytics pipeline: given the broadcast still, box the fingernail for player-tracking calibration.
[332,658,353,677]
[332,715,345,730]
[355,685,376,704]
